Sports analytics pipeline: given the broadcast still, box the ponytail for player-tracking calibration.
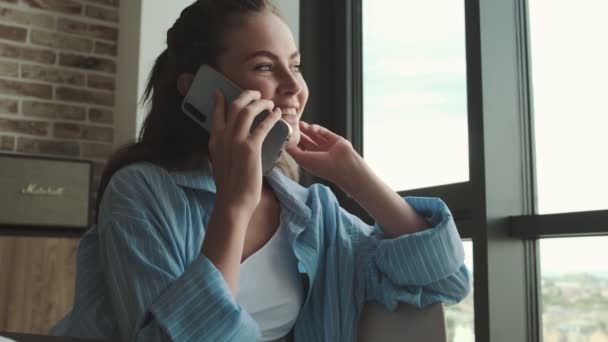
[142,49,169,106]
[94,50,171,221]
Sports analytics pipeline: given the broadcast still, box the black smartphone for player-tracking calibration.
[181,65,292,174]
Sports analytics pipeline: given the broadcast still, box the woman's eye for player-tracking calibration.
[255,64,272,71]
[292,64,302,72]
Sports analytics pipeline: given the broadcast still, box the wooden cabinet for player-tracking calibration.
[0,235,79,334]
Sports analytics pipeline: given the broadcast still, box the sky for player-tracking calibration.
[362,0,608,276]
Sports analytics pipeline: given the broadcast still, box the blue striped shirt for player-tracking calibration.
[50,162,471,341]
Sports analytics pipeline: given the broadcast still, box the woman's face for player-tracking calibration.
[218,10,308,148]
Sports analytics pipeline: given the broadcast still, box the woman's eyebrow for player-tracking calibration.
[244,50,301,61]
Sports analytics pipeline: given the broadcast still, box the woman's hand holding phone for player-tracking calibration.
[208,89,283,219]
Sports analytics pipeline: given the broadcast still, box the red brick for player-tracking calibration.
[59,53,115,73]
[58,18,117,41]
[0,135,15,151]
[21,64,85,86]
[0,59,18,77]
[0,42,19,58]
[54,122,113,143]
[0,118,48,136]
[0,42,58,64]
[87,73,114,90]
[0,98,18,114]
[83,125,112,143]
[53,122,82,139]
[17,137,80,157]
[21,46,56,64]
[22,101,86,120]
[88,107,112,124]
[0,79,52,99]
[31,30,93,53]
[0,23,27,42]
[0,7,55,29]
[89,23,117,41]
[56,86,114,106]
[22,0,82,15]
[82,142,112,159]
[57,18,87,36]
[85,4,118,23]
[93,41,116,56]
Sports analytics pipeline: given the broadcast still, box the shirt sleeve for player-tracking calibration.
[98,166,260,341]
[342,195,472,310]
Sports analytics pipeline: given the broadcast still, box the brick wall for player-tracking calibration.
[0,0,120,218]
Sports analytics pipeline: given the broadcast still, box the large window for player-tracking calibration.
[528,2,608,340]
[362,0,474,339]
[362,0,469,191]
[302,0,608,340]
[540,237,608,342]
[529,0,608,214]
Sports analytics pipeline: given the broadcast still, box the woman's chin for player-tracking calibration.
[286,132,301,149]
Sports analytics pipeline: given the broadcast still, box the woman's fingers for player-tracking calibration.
[226,90,262,128]
[250,108,283,145]
[300,121,339,146]
[209,91,226,163]
[211,91,226,133]
[298,131,320,151]
[233,99,276,140]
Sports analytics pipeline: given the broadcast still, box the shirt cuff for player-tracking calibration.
[371,196,465,286]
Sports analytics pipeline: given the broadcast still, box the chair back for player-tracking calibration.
[358,302,447,342]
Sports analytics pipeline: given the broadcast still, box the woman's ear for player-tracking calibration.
[177,73,194,96]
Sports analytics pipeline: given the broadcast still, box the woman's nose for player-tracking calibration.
[279,70,302,95]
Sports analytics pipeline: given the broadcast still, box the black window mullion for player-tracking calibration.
[510,210,608,238]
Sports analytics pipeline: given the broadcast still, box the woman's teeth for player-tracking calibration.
[279,108,297,116]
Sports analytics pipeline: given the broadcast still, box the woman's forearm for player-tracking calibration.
[337,153,429,238]
[201,205,251,298]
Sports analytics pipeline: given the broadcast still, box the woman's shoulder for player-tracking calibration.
[97,162,205,252]
[111,161,172,184]
[102,162,186,213]
[108,161,190,195]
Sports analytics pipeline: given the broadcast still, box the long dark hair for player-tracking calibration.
[96,0,298,221]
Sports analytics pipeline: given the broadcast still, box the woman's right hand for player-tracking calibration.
[208,90,282,218]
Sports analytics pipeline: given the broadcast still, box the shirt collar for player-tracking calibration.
[169,165,312,220]
[169,162,217,193]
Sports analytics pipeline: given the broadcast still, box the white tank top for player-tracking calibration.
[237,219,305,341]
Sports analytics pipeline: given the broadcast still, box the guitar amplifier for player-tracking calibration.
[0,153,92,229]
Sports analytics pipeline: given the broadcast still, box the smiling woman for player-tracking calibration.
[48,1,471,341]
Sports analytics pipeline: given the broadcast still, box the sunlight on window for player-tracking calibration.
[362,0,469,191]
[529,0,608,214]
[540,236,608,342]
[445,240,475,342]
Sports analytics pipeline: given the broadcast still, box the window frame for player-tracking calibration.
[300,0,608,341]
[301,0,492,339]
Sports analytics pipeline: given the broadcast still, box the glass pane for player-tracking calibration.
[540,236,608,342]
[362,0,469,191]
[446,240,475,342]
[529,0,608,214]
